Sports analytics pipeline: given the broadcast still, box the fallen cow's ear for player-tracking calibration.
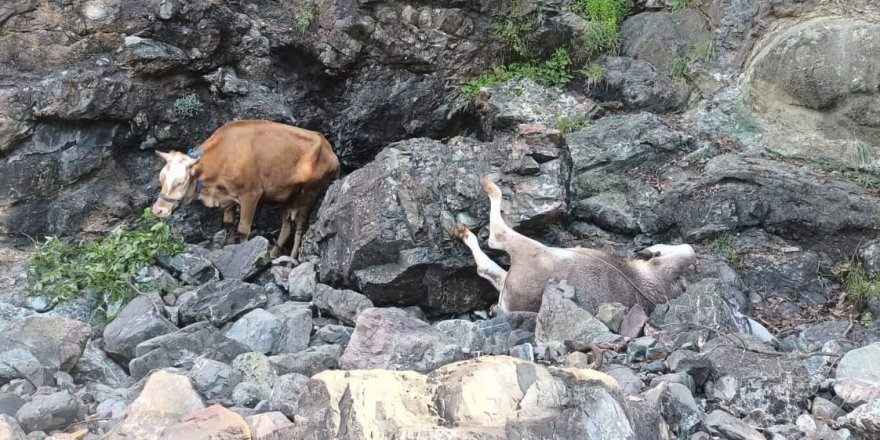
[634,249,658,260]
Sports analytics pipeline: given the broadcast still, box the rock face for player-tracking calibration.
[129,322,250,379]
[339,307,464,372]
[306,125,569,316]
[103,296,178,362]
[0,308,90,383]
[266,356,667,440]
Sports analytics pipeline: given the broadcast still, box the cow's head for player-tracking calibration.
[151,150,199,218]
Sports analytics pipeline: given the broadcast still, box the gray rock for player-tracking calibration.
[650,279,750,334]
[225,309,284,354]
[72,339,132,388]
[812,396,843,420]
[596,303,626,333]
[838,398,880,438]
[95,399,127,420]
[535,280,611,346]
[0,308,90,384]
[0,414,25,440]
[103,296,178,362]
[269,345,342,377]
[190,358,242,402]
[268,373,308,419]
[15,390,81,433]
[246,411,292,440]
[285,262,317,301]
[208,237,270,280]
[619,304,648,338]
[120,36,189,75]
[644,382,702,436]
[603,364,644,396]
[314,325,353,348]
[0,380,35,401]
[627,336,657,363]
[650,372,696,394]
[403,306,428,322]
[835,343,880,406]
[179,280,268,326]
[705,410,764,440]
[339,308,463,372]
[622,10,710,75]
[312,284,373,326]
[586,55,689,112]
[703,334,829,424]
[305,128,568,316]
[666,350,711,387]
[435,320,484,355]
[509,343,535,362]
[0,394,25,418]
[128,322,250,379]
[232,353,276,402]
[230,382,263,408]
[268,303,313,354]
[157,252,219,286]
[478,77,601,131]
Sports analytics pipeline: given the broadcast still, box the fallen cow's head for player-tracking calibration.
[151,150,199,218]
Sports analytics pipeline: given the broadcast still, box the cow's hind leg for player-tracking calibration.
[456,224,507,292]
[271,207,293,259]
[236,192,261,243]
[482,178,529,251]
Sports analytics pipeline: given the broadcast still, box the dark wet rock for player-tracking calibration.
[313,325,353,348]
[268,373,308,420]
[128,322,250,380]
[644,382,702,437]
[208,237,270,280]
[15,389,82,433]
[705,410,764,440]
[305,127,569,317]
[621,10,711,75]
[269,345,342,378]
[157,252,219,286]
[586,55,689,112]
[190,358,242,402]
[312,284,373,327]
[339,307,463,372]
[103,295,178,362]
[178,280,267,326]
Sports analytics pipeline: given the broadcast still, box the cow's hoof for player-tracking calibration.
[269,246,282,259]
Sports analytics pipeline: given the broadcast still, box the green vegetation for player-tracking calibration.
[555,114,591,133]
[493,18,533,58]
[459,48,574,98]
[581,63,606,88]
[172,94,203,118]
[708,232,739,266]
[572,0,629,61]
[841,260,880,308]
[295,5,315,32]
[694,38,715,63]
[669,56,690,79]
[26,209,185,320]
[669,0,693,12]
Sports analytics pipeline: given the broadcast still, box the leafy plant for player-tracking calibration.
[669,0,693,12]
[172,94,203,118]
[694,38,715,63]
[581,63,606,88]
[555,114,590,133]
[708,232,738,266]
[571,0,629,61]
[295,5,315,32]
[26,209,185,320]
[841,260,880,308]
[493,18,533,58]
[670,56,690,79]
[459,49,574,97]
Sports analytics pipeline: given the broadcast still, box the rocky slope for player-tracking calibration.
[3,0,880,439]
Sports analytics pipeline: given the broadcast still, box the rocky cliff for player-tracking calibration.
[3,0,880,439]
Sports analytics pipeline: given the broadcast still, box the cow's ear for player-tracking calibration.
[155,151,173,162]
[187,157,201,173]
[634,249,658,260]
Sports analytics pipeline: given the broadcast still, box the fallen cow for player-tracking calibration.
[151,119,340,262]
[456,178,697,315]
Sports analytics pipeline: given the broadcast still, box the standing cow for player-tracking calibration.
[151,119,340,263]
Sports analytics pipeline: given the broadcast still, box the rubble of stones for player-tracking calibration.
[0,228,877,440]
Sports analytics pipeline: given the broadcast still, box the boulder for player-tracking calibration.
[129,322,250,380]
[189,358,242,402]
[267,303,313,354]
[246,412,292,439]
[232,353,277,402]
[15,390,82,433]
[268,373,309,419]
[103,295,178,362]
[305,126,569,316]
[224,309,284,354]
[650,279,751,334]
[269,345,343,377]
[312,284,373,326]
[839,398,880,438]
[208,237,270,280]
[72,340,132,388]
[178,280,267,326]
[644,382,702,436]
[477,77,601,131]
[339,308,464,372]
[0,414,26,440]
[586,55,689,112]
[0,308,90,383]
[835,343,880,406]
[535,280,612,346]
[159,404,251,440]
[157,252,219,286]
[106,370,206,440]
[265,356,667,440]
[621,10,711,75]
[704,410,764,440]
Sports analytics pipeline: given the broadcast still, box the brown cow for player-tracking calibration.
[151,120,340,262]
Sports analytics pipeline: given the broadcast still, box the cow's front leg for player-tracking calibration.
[236,193,260,243]
[222,204,237,245]
[271,208,293,259]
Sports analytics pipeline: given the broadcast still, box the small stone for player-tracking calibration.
[0,414,26,440]
[644,382,701,435]
[627,336,656,362]
[619,304,648,338]
[190,358,242,402]
[314,325,353,347]
[650,372,697,394]
[286,262,317,301]
[208,236,270,280]
[812,396,843,420]
[267,303,313,354]
[596,302,626,333]
[225,309,284,354]
[232,353,276,400]
[796,414,817,433]
[603,364,644,396]
[564,352,593,369]
[230,382,262,408]
[666,350,711,386]
[509,343,535,362]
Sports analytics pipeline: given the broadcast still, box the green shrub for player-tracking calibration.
[669,0,693,12]
[26,209,185,320]
[295,5,315,32]
[493,18,533,58]
[694,38,715,63]
[670,56,690,79]
[555,114,590,133]
[459,49,574,97]
[842,260,880,308]
[172,94,203,118]
[571,0,629,61]
[708,232,738,266]
[581,63,606,87]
